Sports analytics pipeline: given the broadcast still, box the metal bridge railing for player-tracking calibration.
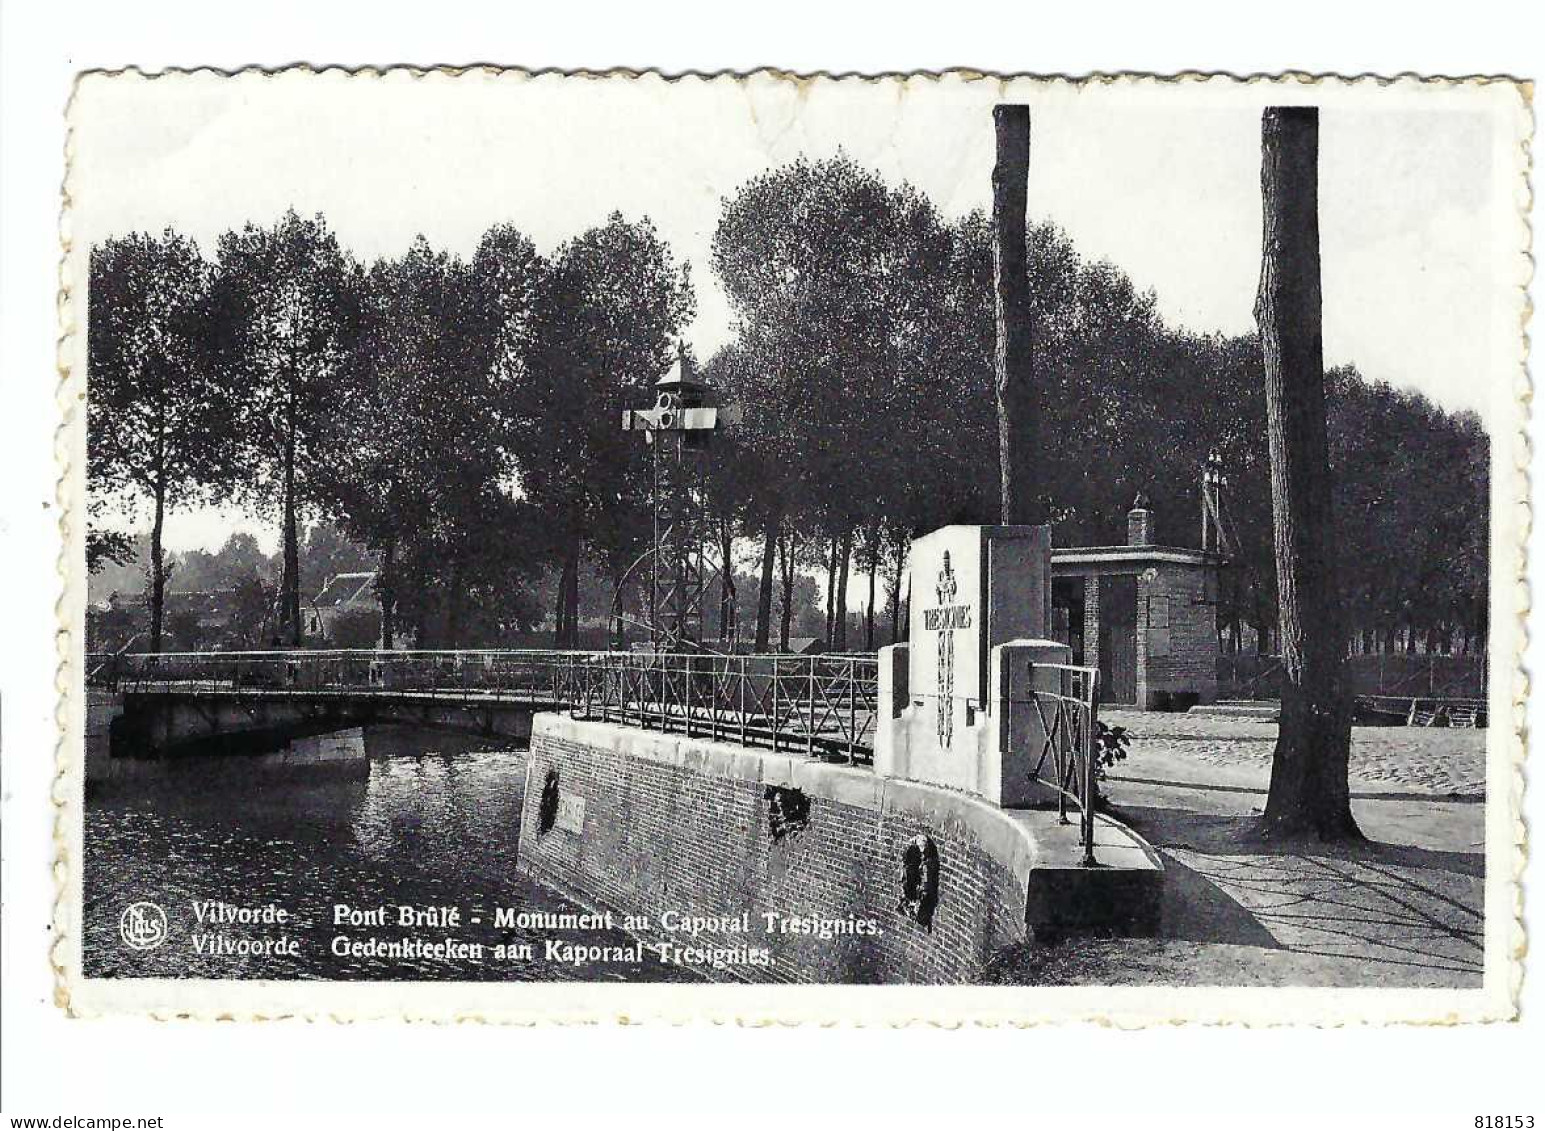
[1025,663,1102,866]
[86,648,598,703]
[86,648,880,764]
[570,651,878,763]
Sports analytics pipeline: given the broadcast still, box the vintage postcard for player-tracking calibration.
[57,68,1529,1024]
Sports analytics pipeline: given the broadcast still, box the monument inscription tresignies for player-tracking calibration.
[923,551,973,748]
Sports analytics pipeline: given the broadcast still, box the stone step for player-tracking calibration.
[1006,807,1164,935]
[1189,702,1280,720]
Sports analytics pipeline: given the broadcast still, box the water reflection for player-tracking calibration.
[84,724,696,983]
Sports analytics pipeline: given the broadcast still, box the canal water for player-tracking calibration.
[82,725,698,983]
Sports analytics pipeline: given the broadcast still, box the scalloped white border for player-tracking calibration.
[53,66,1533,1025]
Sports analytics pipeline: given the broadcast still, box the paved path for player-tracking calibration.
[988,713,1488,988]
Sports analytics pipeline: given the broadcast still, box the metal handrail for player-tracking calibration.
[86,647,880,764]
[1024,663,1102,866]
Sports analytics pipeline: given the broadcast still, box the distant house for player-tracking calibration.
[94,587,247,651]
[173,589,243,634]
[109,587,243,631]
[309,572,380,643]
[1051,499,1221,709]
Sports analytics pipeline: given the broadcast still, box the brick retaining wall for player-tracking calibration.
[516,715,1037,984]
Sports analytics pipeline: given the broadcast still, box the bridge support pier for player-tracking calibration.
[103,690,538,765]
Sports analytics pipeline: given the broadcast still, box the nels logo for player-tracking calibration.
[119,901,168,951]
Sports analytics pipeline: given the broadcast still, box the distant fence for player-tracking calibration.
[87,648,880,765]
[1218,652,1488,702]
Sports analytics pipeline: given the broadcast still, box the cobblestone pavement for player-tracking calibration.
[1101,709,1487,797]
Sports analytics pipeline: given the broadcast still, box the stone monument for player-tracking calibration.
[875,525,1072,807]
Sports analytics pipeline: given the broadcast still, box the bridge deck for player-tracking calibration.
[120,681,564,705]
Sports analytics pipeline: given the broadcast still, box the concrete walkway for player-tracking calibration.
[987,712,1486,988]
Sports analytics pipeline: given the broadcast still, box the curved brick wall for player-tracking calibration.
[516,714,1041,984]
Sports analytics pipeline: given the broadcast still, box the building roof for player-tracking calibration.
[313,572,377,608]
[1052,545,1219,569]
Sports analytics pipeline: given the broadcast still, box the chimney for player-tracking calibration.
[1127,494,1154,547]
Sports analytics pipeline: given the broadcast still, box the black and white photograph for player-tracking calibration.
[55,68,1524,1024]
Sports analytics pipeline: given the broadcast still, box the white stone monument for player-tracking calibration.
[875,525,1071,807]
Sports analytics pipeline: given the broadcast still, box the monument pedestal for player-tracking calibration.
[871,525,1161,933]
[873,524,1063,807]
[874,522,1163,932]
[877,637,1072,807]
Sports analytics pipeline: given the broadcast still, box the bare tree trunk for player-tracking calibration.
[992,104,1039,525]
[823,535,838,646]
[889,536,905,645]
[148,480,167,654]
[835,529,852,650]
[754,514,777,651]
[717,519,736,643]
[865,536,878,652]
[563,548,580,648]
[777,529,797,650]
[280,416,303,647]
[445,558,465,649]
[379,536,396,649]
[551,564,567,648]
[1254,591,1270,656]
[1255,105,1358,841]
[554,546,579,648]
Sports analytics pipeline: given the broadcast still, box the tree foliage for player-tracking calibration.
[88,229,233,649]
[207,209,364,644]
[86,162,1490,659]
[518,213,695,645]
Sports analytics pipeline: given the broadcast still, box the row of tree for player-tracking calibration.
[89,162,1488,659]
[88,525,370,605]
[88,524,381,653]
[89,210,692,651]
[700,154,1489,655]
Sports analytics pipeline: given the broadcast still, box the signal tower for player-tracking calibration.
[622,348,721,651]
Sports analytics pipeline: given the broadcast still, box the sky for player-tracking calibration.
[71,71,1515,555]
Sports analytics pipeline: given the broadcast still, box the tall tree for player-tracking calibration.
[329,238,464,645]
[712,154,954,647]
[88,230,231,651]
[1254,107,1358,840]
[209,210,362,645]
[992,104,1040,525]
[321,227,542,648]
[519,213,695,646]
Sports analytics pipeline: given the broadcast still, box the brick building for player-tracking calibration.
[1051,500,1221,709]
